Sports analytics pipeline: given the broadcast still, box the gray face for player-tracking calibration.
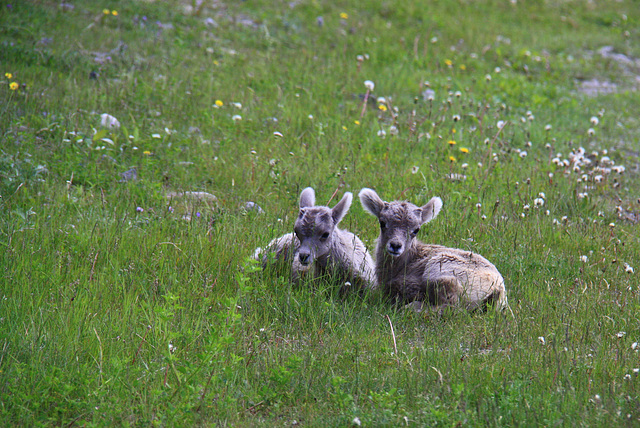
[359,188,442,259]
[293,207,335,269]
[378,202,423,257]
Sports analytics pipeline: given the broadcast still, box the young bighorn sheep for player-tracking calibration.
[359,188,508,312]
[254,187,377,292]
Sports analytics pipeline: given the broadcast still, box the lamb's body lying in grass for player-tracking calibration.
[254,187,376,292]
[359,188,508,312]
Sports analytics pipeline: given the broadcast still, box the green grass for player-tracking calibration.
[1,0,640,425]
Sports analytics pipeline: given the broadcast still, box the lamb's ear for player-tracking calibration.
[421,197,443,224]
[299,187,315,208]
[331,192,352,225]
[359,188,385,217]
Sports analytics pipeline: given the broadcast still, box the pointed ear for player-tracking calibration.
[359,188,385,217]
[421,197,442,224]
[299,187,315,208]
[331,192,352,225]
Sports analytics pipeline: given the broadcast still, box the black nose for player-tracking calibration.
[389,242,402,252]
[299,252,311,264]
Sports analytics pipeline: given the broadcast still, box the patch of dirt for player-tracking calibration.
[577,46,640,96]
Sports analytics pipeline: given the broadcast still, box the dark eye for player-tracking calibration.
[321,232,330,240]
[412,228,420,236]
[379,220,386,229]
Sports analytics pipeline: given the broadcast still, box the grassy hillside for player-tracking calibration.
[1,0,639,425]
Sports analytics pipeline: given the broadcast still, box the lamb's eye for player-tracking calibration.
[412,228,420,236]
[321,232,330,240]
[379,220,386,229]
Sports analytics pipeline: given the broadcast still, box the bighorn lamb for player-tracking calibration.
[359,188,508,311]
[254,187,376,291]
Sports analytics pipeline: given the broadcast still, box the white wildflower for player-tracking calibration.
[580,255,588,263]
[232,115,242,122]
[624,263,634,274]
[590,116,599,126]
[100,113,120,129]
[538,336,546,345]
[364,80,375,91]
[534,198,545,207]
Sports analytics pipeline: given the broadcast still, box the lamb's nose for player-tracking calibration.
[299,252,311,264]
[388,242,402,253]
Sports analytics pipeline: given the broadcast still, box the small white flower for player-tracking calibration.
[430,36,438,43]
[168,343,176,353]
[534,198,544,207]
[376,96,386,104]
[624,263,634,274]
[389,125,399,136]
[308,114,314,120]
[352,417,362,426]
[100,113,120,129]
[152,133,162,139]
[544,124,552,131]
[231,102,242,109]
[497,120,505,129]
[519,151,527,158]
[377,129,386,138]
[617,331,626,339]
[538,336,546,345]
[609,222,615,228]
[411,166,419,174]
[632,343,638,350]
[580,255,588,263]
[454,91,462,98]
[232,114,242,122]
[588,128,595,136]
[364,80,375,91]
[523,204,530,211]
[453,114,461,122]
[476,203,482,209]
[485,74,492,81]
[356,54,364,62]
[590,116,599,126]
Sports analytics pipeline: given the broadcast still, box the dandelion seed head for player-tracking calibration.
[364,80,375,91]
[590,116,599,126]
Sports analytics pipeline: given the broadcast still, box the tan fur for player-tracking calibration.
[359,188,508,311]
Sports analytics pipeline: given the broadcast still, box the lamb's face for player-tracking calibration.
[359,188,442,259]
[377,202,423,257]
[293,207,335,270]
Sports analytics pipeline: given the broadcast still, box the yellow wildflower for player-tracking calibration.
[354,120,360,125]
[459,64,466,71]
[342,126,348,131]
[213,60,219,66]
[5,73,12,79]
[447,140,456,145]
[143,150,152,155]
[460,147,469,153]
[215,100,223,107]
[9,82,19,91]
[378,104,387,112]
[111,10,118,16]
[449,156,457,162]
[444,59,453,67]
[103,9,110,15]
[340,12,348,19]
[452,128,456,133]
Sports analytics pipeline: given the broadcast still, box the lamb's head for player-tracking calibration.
[293,187,352,270]
[359,188,442,257]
